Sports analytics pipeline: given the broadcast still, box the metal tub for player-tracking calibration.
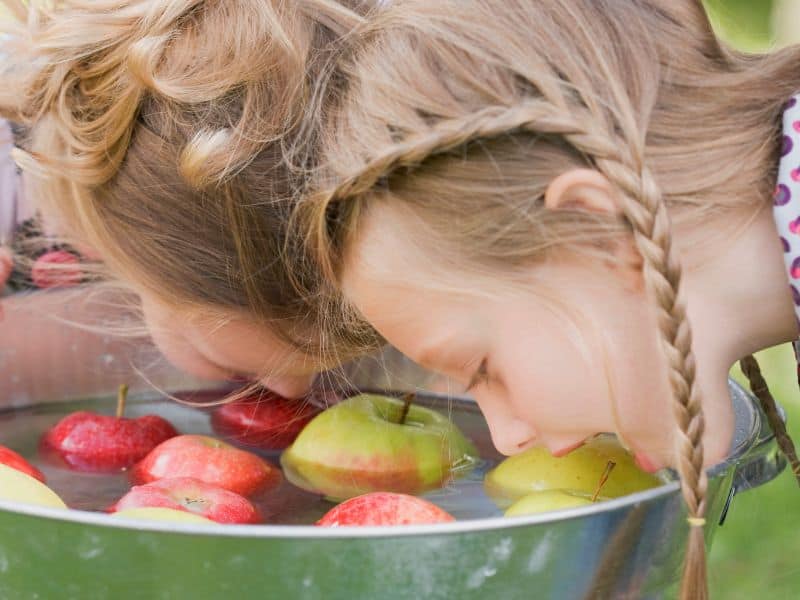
[0,376,785,600]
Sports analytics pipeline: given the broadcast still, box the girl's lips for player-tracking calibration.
[550,439,586,458]
[634,452,660,473]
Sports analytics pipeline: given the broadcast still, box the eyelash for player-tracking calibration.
[465,358,489,392]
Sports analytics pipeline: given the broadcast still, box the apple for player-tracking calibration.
[40,385,178,472]
[0,247,11,286]
[111,507,215,524]
[504,490,596,517]
[132,434,281,497]
[484,435,661,508]
[504,461,617,516]
[0,463,66,509]
[210,390,320,450]
[316,492,455,526]
[0,444,46,482]
[281,394,479,501]
[31,249,82,288]
[110,477,261,524]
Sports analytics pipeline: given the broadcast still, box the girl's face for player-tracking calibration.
[41,218,320,399]
[341,204,733,472]
[139,293,319,399]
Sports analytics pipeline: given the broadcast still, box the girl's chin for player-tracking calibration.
[634,451,662,474]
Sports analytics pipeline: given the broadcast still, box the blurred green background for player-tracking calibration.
[716,348,798,598]
[704,3,800,598]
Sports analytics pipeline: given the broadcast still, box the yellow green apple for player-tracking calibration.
[0,463,67,509]
[111,507,215,524]
[281,394,479,501]
[485,435,661,509]
[504,490,598,517]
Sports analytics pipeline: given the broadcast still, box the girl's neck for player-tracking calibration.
[669,204,794,464]
[683,204,797,377]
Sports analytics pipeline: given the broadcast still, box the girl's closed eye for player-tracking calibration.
[465,357,490,393]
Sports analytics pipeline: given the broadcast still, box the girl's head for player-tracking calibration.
[307,0,800,593]
[0,0,378,396]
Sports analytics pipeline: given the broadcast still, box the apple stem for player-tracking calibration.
[396,393,415,425]
[116,384,129,419]
[591,460,616,502]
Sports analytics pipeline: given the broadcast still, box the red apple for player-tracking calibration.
[0,445,45,482]
[210,390,320,450]
[317,492,455,527]
[40,385,178,472]
[132,435,280,497]
[31,249,82,288]
[110,477,261,524]
[0,247,11,286]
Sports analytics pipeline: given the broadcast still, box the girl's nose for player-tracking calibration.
[477,396,537,456]
[259,374,315,399]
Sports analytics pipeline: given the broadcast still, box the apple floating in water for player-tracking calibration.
[111,507,215,524]
[505,490,594,516]
[504,460,616,517]
[0,463,66,509]
[110,477,261,524]
[317,492,455,526]
[210,389,320,451]
[281,393,479,501]
[484,435,661,509]
[0,444,46,482]
[40,385,178,472]
[132,434,281,497]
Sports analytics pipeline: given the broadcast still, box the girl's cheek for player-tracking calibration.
[143,317,230,381]
[158,343,233,381]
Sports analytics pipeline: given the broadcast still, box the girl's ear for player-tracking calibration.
[543,168,620,214]
[545,168,643,282]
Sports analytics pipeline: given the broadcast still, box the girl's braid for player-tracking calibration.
[740,354,800,485]
[593,151,708,600]
[314,97,708,599]
[311,100,617,279]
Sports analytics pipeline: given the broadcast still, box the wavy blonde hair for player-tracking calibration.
[305,0,800,596]
[0,0,377,354]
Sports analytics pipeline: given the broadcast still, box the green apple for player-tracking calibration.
[504,490,597,517]
[0,463,67,509]
[111,507,215,524]
[485,435,661,508]
[281,394,479,501]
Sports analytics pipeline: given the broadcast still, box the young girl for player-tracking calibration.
[2,102,192,404]
[303,0,800,596]
[0,0,378,399]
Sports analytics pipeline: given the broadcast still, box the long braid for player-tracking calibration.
[740,354,800,485]
[309,100,620,281]
[595,155,708,600]
[312,97,708,598]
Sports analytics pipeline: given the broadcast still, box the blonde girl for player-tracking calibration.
[0,0,376,398]
[304,0,800,596]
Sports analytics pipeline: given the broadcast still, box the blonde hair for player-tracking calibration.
[306,0,800,596]
[0,0,376,353]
